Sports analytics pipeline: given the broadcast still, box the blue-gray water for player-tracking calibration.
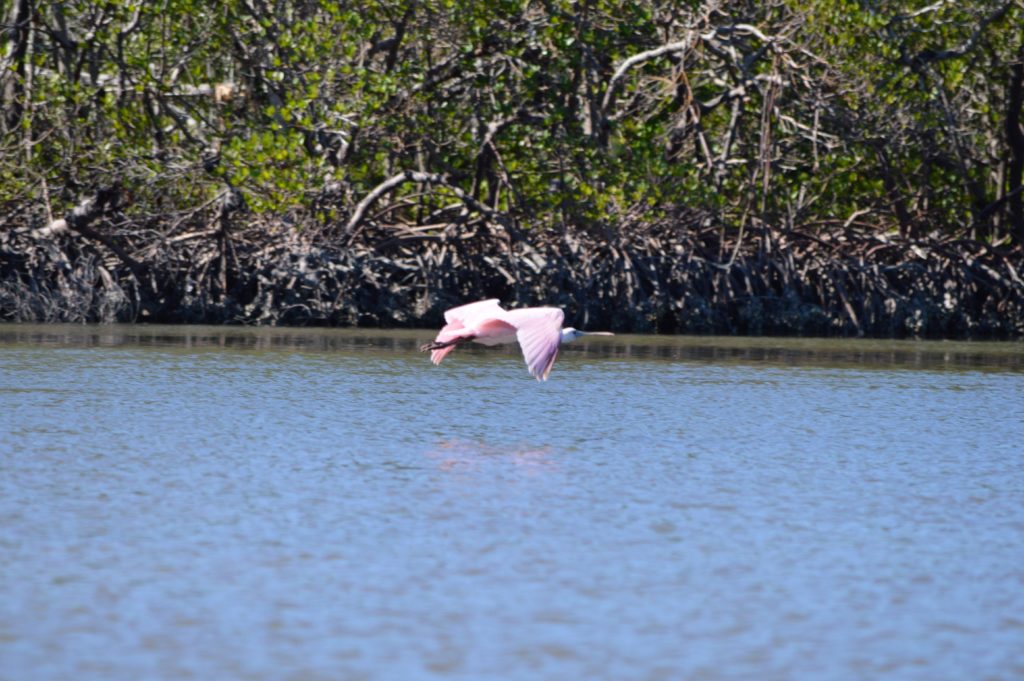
[2,325,1022,681]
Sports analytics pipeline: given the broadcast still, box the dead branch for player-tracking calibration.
[344,171,505,237]
[48,186,148,280]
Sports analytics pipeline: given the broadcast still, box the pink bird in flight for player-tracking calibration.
[421,299,613,381]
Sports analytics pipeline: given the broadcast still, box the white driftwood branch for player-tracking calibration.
[600,24,777,116]
[344,171,501,235]
[30,219,69,238]
[30,191,106,237]
[600,36,702,115]
[28,66,244,101]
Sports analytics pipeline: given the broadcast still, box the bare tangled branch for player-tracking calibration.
[345,171,508,238]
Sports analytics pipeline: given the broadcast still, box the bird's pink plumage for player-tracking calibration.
[426,300,566,380]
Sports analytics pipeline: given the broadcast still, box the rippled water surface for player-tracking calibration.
[2,325,1023,680]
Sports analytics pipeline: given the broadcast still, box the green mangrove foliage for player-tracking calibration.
[2,0,1022,242]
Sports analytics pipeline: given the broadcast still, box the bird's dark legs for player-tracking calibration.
[420,336,473,352]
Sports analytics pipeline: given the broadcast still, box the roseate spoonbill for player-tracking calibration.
[420,299,613,381]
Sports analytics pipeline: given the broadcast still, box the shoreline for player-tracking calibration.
[3,209,1023,340]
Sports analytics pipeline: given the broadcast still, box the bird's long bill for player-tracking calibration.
[581,331,614,336]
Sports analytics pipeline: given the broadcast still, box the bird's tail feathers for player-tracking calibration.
[431,345,458,365]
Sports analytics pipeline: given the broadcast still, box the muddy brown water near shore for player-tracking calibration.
[2,326,1023,680]
[3,323,1023,372]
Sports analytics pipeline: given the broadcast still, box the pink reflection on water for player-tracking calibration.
[423,438,557,476]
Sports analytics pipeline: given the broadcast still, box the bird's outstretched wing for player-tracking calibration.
[443,299,505,324]
[506,307,564,381]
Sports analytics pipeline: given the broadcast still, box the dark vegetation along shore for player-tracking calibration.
[2,1,1024,337]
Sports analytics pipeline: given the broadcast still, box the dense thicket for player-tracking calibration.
[2,0,1023,334]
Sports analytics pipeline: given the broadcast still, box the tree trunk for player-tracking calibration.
[876,146,915,239]
[1006,44,1024,244]
[2,0,32,132]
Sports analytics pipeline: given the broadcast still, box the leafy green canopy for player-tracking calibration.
[2,0,1021,242]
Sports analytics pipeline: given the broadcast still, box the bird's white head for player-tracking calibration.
[560,327,584,343]
[560,327,614,343]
